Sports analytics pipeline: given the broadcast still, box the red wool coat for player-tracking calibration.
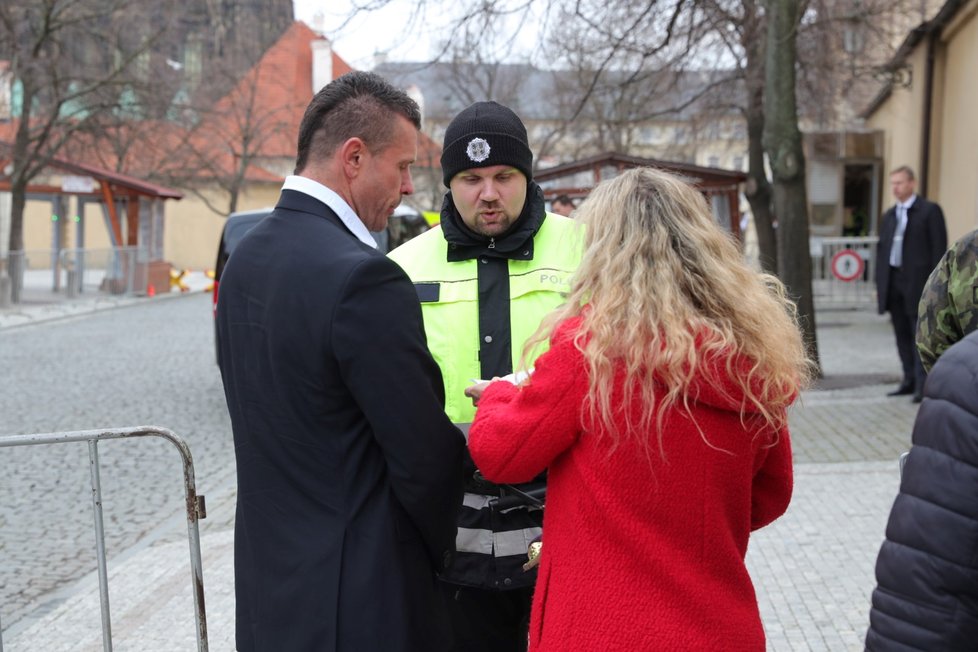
[468,317,793,651]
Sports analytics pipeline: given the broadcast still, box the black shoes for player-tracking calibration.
[887,382,914,397]
[887,381,923,402]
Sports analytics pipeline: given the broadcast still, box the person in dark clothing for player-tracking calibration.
[388,101,581,652]
[550,194,575,217]
[874,165,947,402]
[217,71,464,652]
[866,330,978,650]
[866,250,978,649]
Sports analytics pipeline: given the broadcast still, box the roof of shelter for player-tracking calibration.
[535,151,747,198]
[0,140,183,199]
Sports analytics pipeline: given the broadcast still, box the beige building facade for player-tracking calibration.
[864,0,978,242]
[16,169,282,273]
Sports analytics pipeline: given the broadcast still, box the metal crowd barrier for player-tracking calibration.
[810,236,880,308]
[0,426,208,652]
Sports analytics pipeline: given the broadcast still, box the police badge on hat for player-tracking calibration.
[466,137,491,163]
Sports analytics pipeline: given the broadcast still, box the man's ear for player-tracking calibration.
[340,137,366,178]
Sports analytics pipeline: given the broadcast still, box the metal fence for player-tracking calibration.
[3,247,148,303]
[0,426,209,652]
[810,236,879,308]
[3,238,880,310]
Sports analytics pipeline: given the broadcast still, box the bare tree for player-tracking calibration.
[739,0,778,274]
[49,12,299,225]
[162,55,299,216]
[764,0,820,370]
[0,0,180,303]
[347,0,923,372]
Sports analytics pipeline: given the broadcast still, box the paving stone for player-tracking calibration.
[1,293,920,649]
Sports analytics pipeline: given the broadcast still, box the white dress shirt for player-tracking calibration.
[889,194,917,268]
[281,175,377,249]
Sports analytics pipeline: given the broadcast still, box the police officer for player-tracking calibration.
[389,101,581,652]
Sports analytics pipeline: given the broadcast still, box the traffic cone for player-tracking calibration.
[147,284,156,297]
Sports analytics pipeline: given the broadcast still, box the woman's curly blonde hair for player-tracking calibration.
[523,167,813,451]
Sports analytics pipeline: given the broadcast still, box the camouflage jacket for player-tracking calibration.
[916,229,978,372]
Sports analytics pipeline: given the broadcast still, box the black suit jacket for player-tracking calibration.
[217,189,464,652]
[875,196,947,315]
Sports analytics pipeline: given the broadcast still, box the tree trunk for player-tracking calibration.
[7,179,27,305]
[742,5,776,274]
[762,0,821,374]
[7,79,35,305]
[745,93,776,274]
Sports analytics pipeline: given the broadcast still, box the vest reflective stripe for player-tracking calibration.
[456,526,543,558]
[457,527,494,555]
[388,212,582,423]
[463,492,491,510]
[495,527,543,558]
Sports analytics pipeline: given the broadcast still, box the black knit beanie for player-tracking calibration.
[440,101,533,187]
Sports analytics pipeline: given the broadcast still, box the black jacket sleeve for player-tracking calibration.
[332,254,465,570]
[867,334,978,651]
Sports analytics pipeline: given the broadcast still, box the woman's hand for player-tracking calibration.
[464,379,495,405]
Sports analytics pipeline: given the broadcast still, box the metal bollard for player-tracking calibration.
[0,273,10,308]
[66,269,78,298]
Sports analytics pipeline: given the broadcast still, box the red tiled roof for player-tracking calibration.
[205,21,438,166]
[208,21,338,160]
[1,21,440,191]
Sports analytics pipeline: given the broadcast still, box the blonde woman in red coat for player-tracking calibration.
[467,167,811,651]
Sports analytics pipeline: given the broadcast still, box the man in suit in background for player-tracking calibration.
[216,71,465,652]
[550,194,575,217]
[875,165,947,403]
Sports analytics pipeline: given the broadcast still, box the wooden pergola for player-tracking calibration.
[0,154,182,247]
[535,152,748,239]
[0,147,183,295]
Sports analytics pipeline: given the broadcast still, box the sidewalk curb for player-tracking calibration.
[0,290,206,331]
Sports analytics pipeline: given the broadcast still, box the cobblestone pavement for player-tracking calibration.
[0,292,234,631]
[0,299,920,650]
[749,307,917,651]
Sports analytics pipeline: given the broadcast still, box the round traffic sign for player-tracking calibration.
[831,249,865,282]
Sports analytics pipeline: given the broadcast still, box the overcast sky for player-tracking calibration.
[291,0,451,69]
[291,0,543,70]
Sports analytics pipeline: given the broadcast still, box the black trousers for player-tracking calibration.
[887,267,926,392]
[440,582,532,652]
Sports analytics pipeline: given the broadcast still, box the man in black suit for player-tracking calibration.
[216,71,465,651]
[875,165,947,403]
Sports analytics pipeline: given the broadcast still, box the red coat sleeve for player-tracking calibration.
[750,425,793,531]
[469,323,587,484]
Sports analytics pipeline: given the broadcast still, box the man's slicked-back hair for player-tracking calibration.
[891,165,916,181]
[294,71,421,174]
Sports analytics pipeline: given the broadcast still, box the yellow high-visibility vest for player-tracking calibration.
[389,212,582,422]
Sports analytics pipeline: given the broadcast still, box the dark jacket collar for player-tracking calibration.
[439,182,547,262]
